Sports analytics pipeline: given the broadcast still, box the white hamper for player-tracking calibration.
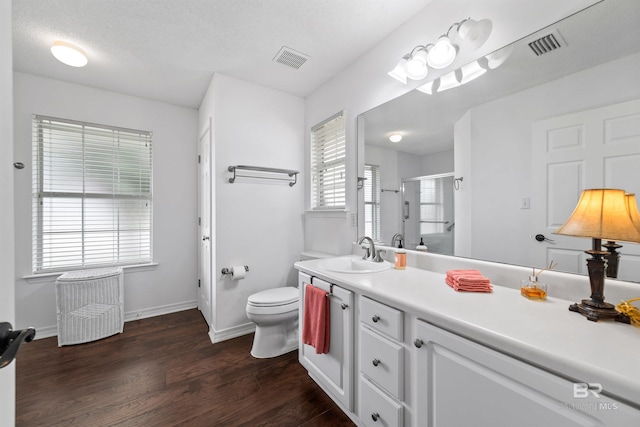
[55,267,124,346]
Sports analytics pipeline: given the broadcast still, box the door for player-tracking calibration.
[198,119,212,327]
[1,2,16,422]
[414,319,640,426]
[298,273,354,411]
[532,99,640,280]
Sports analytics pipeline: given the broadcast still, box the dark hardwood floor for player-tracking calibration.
[16,309,355,427]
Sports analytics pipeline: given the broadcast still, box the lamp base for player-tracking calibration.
[569,299,630,323]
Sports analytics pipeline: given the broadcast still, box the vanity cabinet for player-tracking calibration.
[414,319,640,426]
[298,273,354,411]
[359,296,405,427]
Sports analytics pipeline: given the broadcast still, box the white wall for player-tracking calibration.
[422,150,454,176]
[199,73,305,341]
[304,0,596,255]
[459,52,640,267]
[13,73,199,335]
[0,1,16,424]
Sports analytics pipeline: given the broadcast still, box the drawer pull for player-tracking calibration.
[372,315,380,323]
[371,412,380,422]
[341,303,348,310]
[414,338,424,348]
[372,358,381,367]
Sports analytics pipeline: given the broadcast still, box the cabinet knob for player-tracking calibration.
[372,358,381,367]
[372,315,380,323]
[371,412,380,422]
[414,338,424,348]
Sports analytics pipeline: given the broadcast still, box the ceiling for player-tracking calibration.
[362,0,640,156]
[11,0,432,109]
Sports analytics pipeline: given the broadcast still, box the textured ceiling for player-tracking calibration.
[12,0,432,108]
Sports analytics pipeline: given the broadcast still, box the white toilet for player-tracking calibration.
[246,286,299,358]
[246,251,332,358]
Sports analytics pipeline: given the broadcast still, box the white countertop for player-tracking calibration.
[295,257,640,407]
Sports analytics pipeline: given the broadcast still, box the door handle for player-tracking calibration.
[534,234,554,243]
[202,236,210,241]
[0,322,36,369]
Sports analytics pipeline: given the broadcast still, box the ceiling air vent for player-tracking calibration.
[273,46,310,69]
[527,29,566,56]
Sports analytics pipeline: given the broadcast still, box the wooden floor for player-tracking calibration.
[16,309,355,427]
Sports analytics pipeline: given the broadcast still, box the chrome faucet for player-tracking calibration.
[357,236,377,262]
[391,233,403,248]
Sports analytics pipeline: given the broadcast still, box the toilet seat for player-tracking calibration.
[247,287,298,308]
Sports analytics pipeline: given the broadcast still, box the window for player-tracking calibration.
[419,177,445,234]
[32,115,152,272]
[311,112,345,209]
[364,164,380,241]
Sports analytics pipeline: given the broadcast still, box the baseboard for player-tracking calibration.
[208,322,255,344]
[33,300,198,340]
[123,300,197,323]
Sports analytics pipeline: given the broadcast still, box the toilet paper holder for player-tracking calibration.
[221,265,249,275]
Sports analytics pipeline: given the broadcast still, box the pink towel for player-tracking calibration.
[302,284,330,354]
[445,270,493,292]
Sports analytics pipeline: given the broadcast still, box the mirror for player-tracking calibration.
[358,0,640,281]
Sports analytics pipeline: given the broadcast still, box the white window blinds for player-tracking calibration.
[420,178,445,235]
[364,164,380,241]
[32,115,153,272]
[311,112,346,209]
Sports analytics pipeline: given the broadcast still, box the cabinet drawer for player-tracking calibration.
[360,296,403,341]
[360,375,403,427]
[360,326,404,400]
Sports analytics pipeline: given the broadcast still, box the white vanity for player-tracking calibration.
[295,251,640,427]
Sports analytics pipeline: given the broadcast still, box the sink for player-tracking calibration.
[318,256,391,274]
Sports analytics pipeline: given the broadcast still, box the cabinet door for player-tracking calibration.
[415,319,640,427]
[299,275,354,411]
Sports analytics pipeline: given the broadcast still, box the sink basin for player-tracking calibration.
[318,256,391,274]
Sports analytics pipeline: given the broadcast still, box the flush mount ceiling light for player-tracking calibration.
[388,17,492,84]
[50,41,88,67]
[389,133,403,143]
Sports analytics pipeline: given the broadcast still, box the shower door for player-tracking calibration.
[402,174,455,255]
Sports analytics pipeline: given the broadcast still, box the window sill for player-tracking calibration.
[304,209,349,219]
[23,262,159,284]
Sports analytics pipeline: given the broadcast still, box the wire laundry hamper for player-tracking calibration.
[55,267,124,346]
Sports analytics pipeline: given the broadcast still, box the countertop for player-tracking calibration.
[294,257,640,407]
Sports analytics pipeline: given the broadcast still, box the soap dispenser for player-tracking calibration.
[395,242,406,270]
[416,238,428,252]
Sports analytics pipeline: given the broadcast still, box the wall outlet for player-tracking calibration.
[351,213,357,227]
[521,197,531,209]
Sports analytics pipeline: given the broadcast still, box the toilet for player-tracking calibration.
[246,286,299,358]
[246,251,332,358]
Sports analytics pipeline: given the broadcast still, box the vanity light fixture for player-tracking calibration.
[51,41,88,67]
[389,133,403,143]
[554,189,640,322]
[388,17,492,83]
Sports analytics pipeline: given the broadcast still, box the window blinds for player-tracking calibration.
[364,164,380,241]
[32,115,153,272]
[420,178,444,234]
[311,112,346,209]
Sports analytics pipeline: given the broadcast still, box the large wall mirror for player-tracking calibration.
[358,0,640,282]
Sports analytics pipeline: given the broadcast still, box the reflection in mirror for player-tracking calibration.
[401,174,455,255]
[358,0,640,282]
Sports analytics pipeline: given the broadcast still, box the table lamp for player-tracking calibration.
[554,189,640,322]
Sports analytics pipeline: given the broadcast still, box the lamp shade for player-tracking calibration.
[457,18,493,50]
[427,36,457,69]
[555,189,640,243]
[625,194,640,231]
[51,41,88,67]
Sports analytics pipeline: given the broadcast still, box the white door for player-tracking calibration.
[1,2,16,422]
[531,99,640,280]
[198,120,212,327]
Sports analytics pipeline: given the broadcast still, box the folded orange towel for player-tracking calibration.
[302,284,330,354]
